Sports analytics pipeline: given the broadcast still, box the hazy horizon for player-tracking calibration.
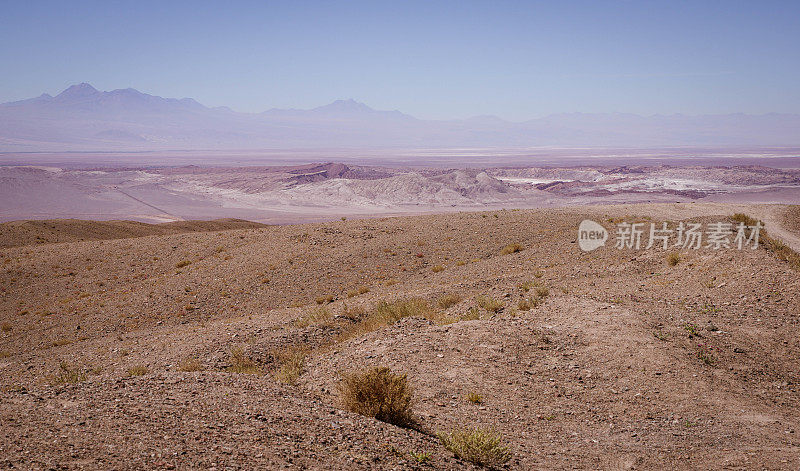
[2,1,799,121]
[12,82,800,121]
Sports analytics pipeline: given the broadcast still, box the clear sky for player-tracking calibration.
[1,0,799,120]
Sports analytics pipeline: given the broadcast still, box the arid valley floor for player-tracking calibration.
[1,202,799,469]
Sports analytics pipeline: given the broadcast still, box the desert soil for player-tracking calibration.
[1,203,799,469]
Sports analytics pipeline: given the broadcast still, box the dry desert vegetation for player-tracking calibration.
[1,203,799,469]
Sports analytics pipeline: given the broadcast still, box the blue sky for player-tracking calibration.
[1,0,799,120]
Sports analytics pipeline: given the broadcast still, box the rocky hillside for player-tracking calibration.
[0,203,798,469]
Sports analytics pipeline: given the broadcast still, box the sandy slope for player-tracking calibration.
[0,218,268,249]
[0,203,798,469]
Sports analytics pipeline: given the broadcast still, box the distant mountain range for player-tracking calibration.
[1,83,799,151]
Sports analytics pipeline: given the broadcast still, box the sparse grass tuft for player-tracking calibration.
[652,330,669,341]
[667,252,681,266]
[477,296,503,313]
[316,294,335,305]
[467,392,483,404]
[347,286,371,298]
[227,347,262,375]
[52,361,86,385]
[178,357,204,372]
[696,343,716,366]
[432,265,445,273]
[335,298,431,342]
[763,232,800,270]
[731,213,758,226]
[731,213,800,270]
[375,298,431,324]
[175,260,191,268]
[339,366,414,427]
[295,306,332,327]
[409,450,431,463]
[500,243,524,255]
[1,322,11,332]
[438,427,512,467]
[437,294,461,309]
[518,281,535,292]
[274,348,307,384]
[461,307,481,321]
[684,323,701,337]
[127,365,148,377]
[534,286,549,299]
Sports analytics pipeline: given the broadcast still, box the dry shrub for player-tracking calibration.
[431,265,445,273]
[339,366,414,427]
[316,294,335,305]
[227,347,261,375]
[438,427,512,467]
[1,322,11,332]
[178,357,204,372]
[500,243,523,255]
[175,260,191,268]
[127,366,148,377]
[437,294,461,309]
